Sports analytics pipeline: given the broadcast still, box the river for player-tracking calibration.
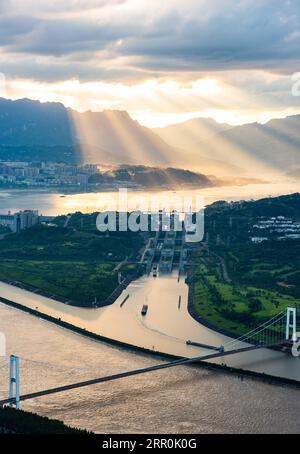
[0,273,299,382]
[0,181,299,215]
[0,300,299,433]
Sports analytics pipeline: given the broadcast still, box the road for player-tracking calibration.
[218,255,232,283]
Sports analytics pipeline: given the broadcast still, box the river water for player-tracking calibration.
[0,181,299,215]
[0,302,299,434]
[0,273,299,382]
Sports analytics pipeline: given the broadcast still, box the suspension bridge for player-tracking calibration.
[0,307,298,410]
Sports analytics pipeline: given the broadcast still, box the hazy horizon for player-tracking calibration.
[2,94,300,129]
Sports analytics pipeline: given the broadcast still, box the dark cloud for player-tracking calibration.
[14,20,128,56]
[0,0,127,15]
[0,0,299,81]
[119,1,300,72]
[0,15,38,45]
[1,58,143,83]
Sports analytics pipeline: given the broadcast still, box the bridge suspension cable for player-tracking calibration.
[223,311,287,350]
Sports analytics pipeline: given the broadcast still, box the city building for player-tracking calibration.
[0,210,39,233]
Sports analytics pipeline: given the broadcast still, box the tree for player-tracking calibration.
[248,298,262,313]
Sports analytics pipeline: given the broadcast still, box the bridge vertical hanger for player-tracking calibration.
[9,355,20,409]
[286,308,297,342]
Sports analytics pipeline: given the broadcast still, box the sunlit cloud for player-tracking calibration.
[4,70,300,128]
[0,0,298,156]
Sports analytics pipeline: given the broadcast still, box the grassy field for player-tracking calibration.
[192,254,300,336]
[0,219,144,306]
[0,259,118,305]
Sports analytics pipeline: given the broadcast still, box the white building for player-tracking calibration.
[0,210,39,233]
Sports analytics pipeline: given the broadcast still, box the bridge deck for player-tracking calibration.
[0,342,285,407]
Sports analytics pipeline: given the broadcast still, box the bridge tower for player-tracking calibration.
[9,355,20,409]
[286,307,297,343]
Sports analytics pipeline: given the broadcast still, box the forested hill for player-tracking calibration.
[207,193,300,220]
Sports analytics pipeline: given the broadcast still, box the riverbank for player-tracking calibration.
[187,280,244,340]
[0,221,144,307]
[0,407,88,434]
[0,268,143,309]
[185,264,249,342]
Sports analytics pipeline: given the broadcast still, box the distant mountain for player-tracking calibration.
[155,114,300,177]
[202,115,300,175]
[154,117,231,151]
[0,145,79,163]
[1,98,300,179]
[0,98,242,176]
[70,108,178,165]
[0,98,74,146]
[0,98,180,166]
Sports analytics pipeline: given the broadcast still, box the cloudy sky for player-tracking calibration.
[0,0,300,126]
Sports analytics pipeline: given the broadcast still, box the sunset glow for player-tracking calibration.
[0,0,299,128]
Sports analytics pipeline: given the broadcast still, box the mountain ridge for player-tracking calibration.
[155,113,300,176]
[0,97,299,178]
[0,97,239,175]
